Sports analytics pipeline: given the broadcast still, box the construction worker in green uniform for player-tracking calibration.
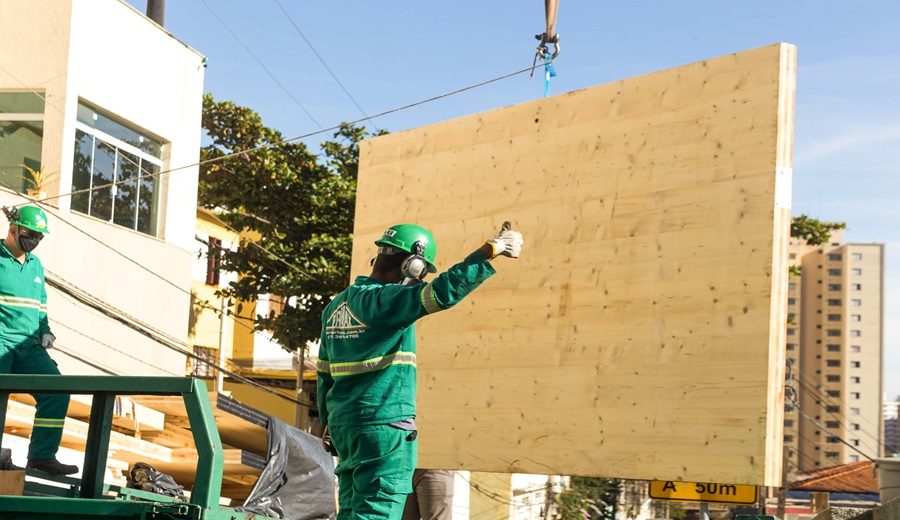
[317,222,523,520]
[0,206,77,475]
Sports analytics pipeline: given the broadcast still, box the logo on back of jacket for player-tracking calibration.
[325,302,368,340]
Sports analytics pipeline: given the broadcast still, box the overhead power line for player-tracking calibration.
[45,269,313,409]
[270,0,378,131]
[198,0,323,129]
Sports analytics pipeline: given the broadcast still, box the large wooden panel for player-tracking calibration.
[351,44,795,485]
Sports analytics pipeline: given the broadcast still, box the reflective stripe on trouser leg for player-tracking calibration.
[29,394,69,460]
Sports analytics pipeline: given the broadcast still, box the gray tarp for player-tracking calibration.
[236,418,336,520]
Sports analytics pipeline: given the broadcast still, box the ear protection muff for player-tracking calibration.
[400,241,428,283]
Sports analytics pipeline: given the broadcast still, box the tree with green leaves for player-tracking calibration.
[555,477,618,520]
[199,93,380,351]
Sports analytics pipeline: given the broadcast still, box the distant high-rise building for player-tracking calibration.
[784,229,884,473]
[885,400,899,456]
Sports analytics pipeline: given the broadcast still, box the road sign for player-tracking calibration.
[649,480,758,505]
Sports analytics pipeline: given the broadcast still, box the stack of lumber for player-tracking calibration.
[5,391,270,501]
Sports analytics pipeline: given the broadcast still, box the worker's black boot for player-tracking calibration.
[27,458,79,476]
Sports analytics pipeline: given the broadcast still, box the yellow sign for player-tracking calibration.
[649,480,758,505]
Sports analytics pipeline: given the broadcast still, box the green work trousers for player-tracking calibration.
[0,340,69,460]
[330,424,418,520]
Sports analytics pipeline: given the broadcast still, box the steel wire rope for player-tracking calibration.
[197,0,323,129]
[0,57,542,281]
[51,342,119,375]
[50,318,182,376]
[44,269,313,408]
[794,369,886,449]
[794,363,884,434]
[270,0,377,131]
[786,373,876,462]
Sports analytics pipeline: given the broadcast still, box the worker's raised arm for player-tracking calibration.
[353,223,523,328]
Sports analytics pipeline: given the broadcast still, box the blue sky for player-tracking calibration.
[129,1,899,398]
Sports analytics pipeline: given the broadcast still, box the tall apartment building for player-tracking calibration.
[784,229,884,473]
[885,400,899,456]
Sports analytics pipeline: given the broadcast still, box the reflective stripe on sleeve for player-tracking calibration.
[329,352,417,377]
[317,359,331,374]
[419,283,443,315]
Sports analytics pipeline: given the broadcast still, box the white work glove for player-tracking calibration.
[41,333,56,349]
[485,222,523,259]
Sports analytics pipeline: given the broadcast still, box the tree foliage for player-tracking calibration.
[556,477,618,520]
[199,93,378,350]
[790,214,845,246]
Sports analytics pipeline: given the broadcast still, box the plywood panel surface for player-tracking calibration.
[351,44,794,485]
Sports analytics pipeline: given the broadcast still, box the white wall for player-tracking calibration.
[0,0,205,376]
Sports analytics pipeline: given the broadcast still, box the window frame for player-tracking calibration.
[72,110,164,235]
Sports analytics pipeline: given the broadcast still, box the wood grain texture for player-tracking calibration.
[351,44,794,485]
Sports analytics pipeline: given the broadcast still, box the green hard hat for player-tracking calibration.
[11,205,49,234]
[375,224,437,273]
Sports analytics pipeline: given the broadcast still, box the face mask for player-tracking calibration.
[16,228,42,253]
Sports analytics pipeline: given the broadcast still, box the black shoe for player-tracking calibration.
[27,458,79,476]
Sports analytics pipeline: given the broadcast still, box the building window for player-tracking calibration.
[851,392,861,400]
[850,455,860,462]
[788,297,796,305]
[852,423,860,430]
[826,375,841,382]
[826,390,840,398]
[826,436,840,443]
[205,237,222,286]
[190,346,217,378]
[828,283,842,291]
[826,344,841,352]
[851,314,861,322]
[851,361,861,368]
[0,92,45,193]
[850,407,860,415]
[852,253,862,261]
[827,314,841,321]
[825,421,840,428]
[789,282,797,291]
[852,268,862,275]
[826,360,841,367]
[785,419,795,427]
[787,328,795,336]
[850,330,861,337]
[826,405,840,413]
[72,101,163,235]
[851,283,862,290]
[784,434,794,442]
[827,253,842,261]
[851,376,861,384]
[851,345,861,353]
[826,329,840,337]
[827,299,842,306]
[786,343,796,351]
[825,451,839,459]
[827,269,841,276]
[851,299,862,306]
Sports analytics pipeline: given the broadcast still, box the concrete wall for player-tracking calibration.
[0,0,205,376]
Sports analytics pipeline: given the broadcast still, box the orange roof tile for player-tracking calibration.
[790,461,878,493]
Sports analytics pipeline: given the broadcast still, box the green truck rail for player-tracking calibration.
[0,375,266,519]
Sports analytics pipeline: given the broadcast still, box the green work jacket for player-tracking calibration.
[317,248,495,427]
[0,243,51,346]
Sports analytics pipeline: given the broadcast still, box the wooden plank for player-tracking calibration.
[351,44,794,485]
[10,394,165,433]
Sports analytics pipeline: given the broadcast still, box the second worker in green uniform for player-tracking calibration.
[317,222,523,520]
[0,206,77,476]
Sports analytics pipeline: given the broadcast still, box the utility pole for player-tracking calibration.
[294,345,308,431]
